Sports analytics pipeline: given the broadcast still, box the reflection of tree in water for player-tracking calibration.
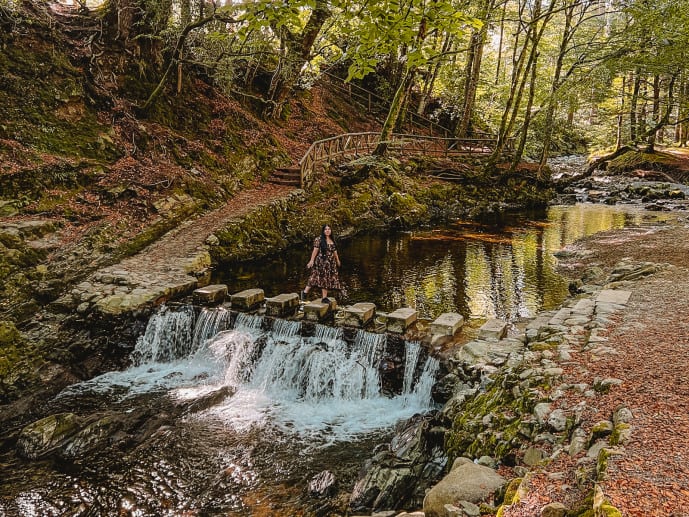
[215,205,654,324]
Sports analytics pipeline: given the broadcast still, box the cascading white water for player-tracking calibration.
[201,317,439,442]
[192,307,231,350]
[402,355,440,407]
[66,305,440,442]
[131,305,196,364]
[402,341,421,395]
[271,318,301,337]
[234,313,263,331]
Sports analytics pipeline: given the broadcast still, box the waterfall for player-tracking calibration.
[234,313,264,331]
[75,305,440,440]
[313,323,343,341]
[403,355,440,407]
[192,307,231,349]
[202,329,262,386]
[132,305,195,364]
[402,341,421,395]
[246,328,385,401]
[271,319,301,338]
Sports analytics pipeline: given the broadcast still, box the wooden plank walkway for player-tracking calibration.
[280,132,506,187]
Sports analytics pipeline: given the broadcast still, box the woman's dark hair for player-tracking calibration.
[319,224,335,255]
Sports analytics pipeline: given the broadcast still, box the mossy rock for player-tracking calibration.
[501,477,523,505]
[0,320,20,346]
[607,150,679,175]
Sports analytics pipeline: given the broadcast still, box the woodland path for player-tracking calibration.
[129,182,294,264]
[61,182,296,315]
[503,219,689,516]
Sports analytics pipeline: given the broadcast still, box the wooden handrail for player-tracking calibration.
[321,72,453,137]
[297,132,513,186]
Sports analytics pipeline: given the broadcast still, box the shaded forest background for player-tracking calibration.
[2,0,689,167]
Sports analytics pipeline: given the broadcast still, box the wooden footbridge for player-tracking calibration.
[271,132,508,188]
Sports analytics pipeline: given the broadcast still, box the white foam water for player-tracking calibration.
[58,305,439,443]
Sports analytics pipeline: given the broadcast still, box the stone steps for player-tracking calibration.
[194,285,467,340]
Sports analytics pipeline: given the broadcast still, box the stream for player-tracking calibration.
[0,200,677,517]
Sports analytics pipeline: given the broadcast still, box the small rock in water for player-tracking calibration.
[308,470,337,497]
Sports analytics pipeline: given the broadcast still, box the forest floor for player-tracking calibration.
[502,214,689,516]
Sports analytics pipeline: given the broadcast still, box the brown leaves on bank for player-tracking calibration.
[503,220,689,516]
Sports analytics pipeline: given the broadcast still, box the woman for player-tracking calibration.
[301,224,342,303]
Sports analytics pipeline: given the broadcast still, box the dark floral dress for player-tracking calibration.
[307,237,342,290]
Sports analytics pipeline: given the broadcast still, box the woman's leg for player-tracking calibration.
[301,285,311,301]
[321,288,328,300]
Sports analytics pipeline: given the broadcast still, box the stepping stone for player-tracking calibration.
[265,293,300,317]
[230,288,264,311]
[431,312,464,336]
[304,298,337,322]
[386,307,417,333]
[193,284,228,305]
[596,289,631,305]
[478,318,507,341]
[340,302,376,327]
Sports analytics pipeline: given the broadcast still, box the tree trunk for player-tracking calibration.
[615,75,626,150]
[104,0,171,71]
[264,0,331,118]
[456,25,487,138]
[374,68,415,156]
[630,70,641,142]
[417,33,452,115]
[645,74,661,151]
[375,8,430,156]
[494,1,506,85]
[538,0,575,175]
[139,10,237,113]
[489,0,554,168]
[511,11,541,170]
[680,76,689,146]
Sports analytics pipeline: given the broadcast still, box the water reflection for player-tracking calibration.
[217,204,672,321]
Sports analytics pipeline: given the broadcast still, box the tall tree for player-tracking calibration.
[344,0,477,156]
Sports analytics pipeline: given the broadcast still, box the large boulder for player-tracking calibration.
[423,457,506,517]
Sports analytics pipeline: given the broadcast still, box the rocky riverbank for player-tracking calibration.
[4,150,689,516]
[346,252,665,516]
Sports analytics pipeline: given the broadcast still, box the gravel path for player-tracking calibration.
[125,182,294,263]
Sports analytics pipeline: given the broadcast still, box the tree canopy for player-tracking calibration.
[3,0,689,166]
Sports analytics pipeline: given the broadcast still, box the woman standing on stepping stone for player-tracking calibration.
[301,224,342,303]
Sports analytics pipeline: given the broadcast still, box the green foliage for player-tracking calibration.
[344,0,479,80]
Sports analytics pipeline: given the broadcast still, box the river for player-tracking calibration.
[0,202,674,517]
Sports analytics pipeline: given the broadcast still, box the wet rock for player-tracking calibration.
[432,373,460,403]
[350,414,446,512]
[182,386,235,414]
[422,457,506,517]
[17,412,82,459]
[60,414,121,459]
[193,284,228,305]
[308,470,337,498]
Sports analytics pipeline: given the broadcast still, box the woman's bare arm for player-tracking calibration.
[307,245,319,268]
